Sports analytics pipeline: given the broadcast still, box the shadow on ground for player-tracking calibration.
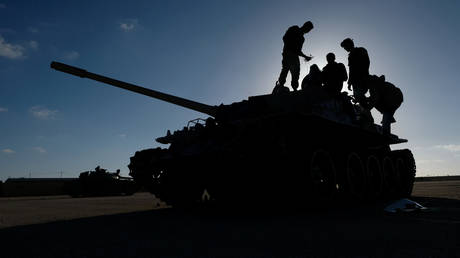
[0,197,459,257]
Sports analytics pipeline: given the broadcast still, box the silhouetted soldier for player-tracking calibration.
[366,75,403,135]
[322,53,348,97]
[301,64,322,90]
[276,21,314,92]
[340,38,370,103]
[94,166,106,174]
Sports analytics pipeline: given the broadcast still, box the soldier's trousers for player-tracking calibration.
[278,53,300,90]
[351,79,368,103]
[324,82,344,97]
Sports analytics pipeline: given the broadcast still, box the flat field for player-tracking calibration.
[0,180,459,257]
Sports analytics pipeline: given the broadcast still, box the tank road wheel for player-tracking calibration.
[392,149,416,197]
[309,150,337,200]
[382,156,400,199]
[366,155,383,199]
[161,169,205,209]
[345,152,368,200]
[158,162,221,209]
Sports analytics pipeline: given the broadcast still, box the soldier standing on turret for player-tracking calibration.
[275,21,314,92]
[340,38,370,103]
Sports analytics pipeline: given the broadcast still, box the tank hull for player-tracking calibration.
[129,112,415,207]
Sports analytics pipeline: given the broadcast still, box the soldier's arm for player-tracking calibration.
[364,49,370,68]
[358,48,370,69]
[348,67,354,84]
[300,52,312,61]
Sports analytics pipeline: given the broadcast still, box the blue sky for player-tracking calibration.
[0,0,459,179]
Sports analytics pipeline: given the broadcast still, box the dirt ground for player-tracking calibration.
[412,180,460,200]
[0,181,459,257]
[0,193,163,229]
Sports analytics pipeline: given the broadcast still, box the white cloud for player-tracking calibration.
[0,35,25,60]
[120,23,134,31]
[0,4,5,8]
[2,148,15,154]
[435,144,460,152]
[33,147,47,153]
[119,134,127,139]
[29,40,38,50]
[0,107,7,112]
[120,19,138,32]
[29,106,58,120]
[63,50,79,61]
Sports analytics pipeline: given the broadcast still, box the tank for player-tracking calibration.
[66,166,139,197]
[51,61,416,207]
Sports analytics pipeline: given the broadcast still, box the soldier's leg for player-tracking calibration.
[352,82,367,104]
[381,110,395,135]
[278,57,289,86]
[290,57,301,91]
[354,78,370,103]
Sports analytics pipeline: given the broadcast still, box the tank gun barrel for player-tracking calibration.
[50,61,217,117]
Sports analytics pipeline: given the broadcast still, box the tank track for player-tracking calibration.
[338,148,416,201]
[129,147,416,208]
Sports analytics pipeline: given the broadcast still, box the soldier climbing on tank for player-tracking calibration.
[365,75,403,135]
[322,52,348,97]
[340,38,370,104]
[274,21,314,93]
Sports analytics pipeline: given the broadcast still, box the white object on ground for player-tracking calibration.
[384,198,427,213]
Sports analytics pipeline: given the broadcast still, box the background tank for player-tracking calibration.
[66,166,139,197]
[52,61,416,207]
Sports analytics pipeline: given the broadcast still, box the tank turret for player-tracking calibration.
[52,61,415,207]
